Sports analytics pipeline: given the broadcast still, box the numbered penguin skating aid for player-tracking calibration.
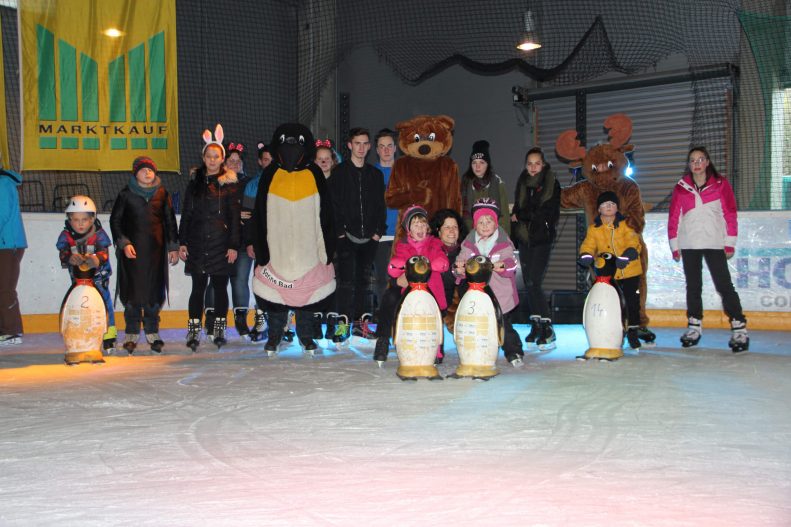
[452,256,503,380]
[580,253,626,361]
[60,264,107,366]
[392,256,443,381]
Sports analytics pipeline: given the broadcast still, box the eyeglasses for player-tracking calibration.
[689,157,707,165]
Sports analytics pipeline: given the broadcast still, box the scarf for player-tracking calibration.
[129,174,161,201]
[474,231,497,257]
[518,165,556,207]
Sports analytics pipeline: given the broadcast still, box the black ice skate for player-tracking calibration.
[373,336,389,366]
[265,331,283,357]
[637,326,656,345]
[204,308,215,344]
[186,319,201,351]
[333,314,350,347]
[300,337,318,356]
[536,318,556,351]
[249,309,268,342]
[234,308,250,339]
[213,318,228,348]
[626,326,641,350]
[729,320,749,353]
[146,333,164,353]
[680,317,702,348]
[524,316,541,347]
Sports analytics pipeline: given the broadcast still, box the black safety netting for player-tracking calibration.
[3,0,790,211]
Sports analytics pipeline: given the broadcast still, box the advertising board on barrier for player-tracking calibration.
[644,211,791,312]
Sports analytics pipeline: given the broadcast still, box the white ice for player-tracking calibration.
[1,325,790,526]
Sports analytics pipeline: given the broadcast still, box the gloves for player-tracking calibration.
[85,255,100,269]
[615,256,630,269]
[577,254,594,267]
[68,254,83,266]
[725,246,735,259]
[672,250,680,262]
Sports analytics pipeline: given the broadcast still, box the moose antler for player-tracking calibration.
[604,113,632,150]
[555,130,586,165]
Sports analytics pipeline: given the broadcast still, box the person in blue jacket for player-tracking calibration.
[0,153,28,345]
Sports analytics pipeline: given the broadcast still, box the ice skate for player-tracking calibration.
[0,334,22,346]
[373,336,389,367]
[626,326,641,350]
[729,320,749,353]
[324,312,338,340]
[300,337,318,356]
[265,332,283,357]
[332,314,350,347]
[102,326,117,355]
[524,316,541,348]
[186,319,201,351]
[312,312,325,340]
[680,317,702,348]
[146,333,164,354]
[204,308,215,344]
[283,311,296,342]
[536,318,556,351]
[637,326,656,347]
[233,308,250,340]
[123,333,138,355]
[213,317,227,349]
[508,354,525,368]
[352,313,376,340]
[249,309,268,342]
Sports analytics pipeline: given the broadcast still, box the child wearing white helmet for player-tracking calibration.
[55,195,117,352]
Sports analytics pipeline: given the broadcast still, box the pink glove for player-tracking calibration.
[672,250,680,262]
[724,246,735,259]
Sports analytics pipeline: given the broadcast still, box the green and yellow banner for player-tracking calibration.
[0,20,10,170]
[20,0,179,171]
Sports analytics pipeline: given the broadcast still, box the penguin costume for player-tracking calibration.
[452,255,504,379]
[61,262,107,365]
[392,255,444,381]
[250,123,336,354]
[579,252,627,361]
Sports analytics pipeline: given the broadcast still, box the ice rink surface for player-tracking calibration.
[1,325,790,526]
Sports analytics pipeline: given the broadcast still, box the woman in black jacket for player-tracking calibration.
[511,147,561,350]
[178,128,241,349]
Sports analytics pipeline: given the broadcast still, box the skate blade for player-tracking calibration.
[376,360,385,368]
[537,342,556,351]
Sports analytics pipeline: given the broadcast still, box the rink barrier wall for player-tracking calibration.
[16,212,791,333]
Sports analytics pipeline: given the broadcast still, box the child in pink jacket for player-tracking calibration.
[373,205,449,363]
[455,198,525,367]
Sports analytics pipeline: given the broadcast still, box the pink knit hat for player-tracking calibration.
[401,204,428,231]
[472,197,499,226]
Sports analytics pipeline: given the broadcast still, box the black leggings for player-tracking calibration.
[681,249,745,322]
[189,274,230,321]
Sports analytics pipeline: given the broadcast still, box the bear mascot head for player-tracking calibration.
[384,114,462,241]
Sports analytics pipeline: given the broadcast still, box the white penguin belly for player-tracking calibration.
[583,282,624,351]
[266,192,326,281]
[454,289,499,367]
[60,284,107,354]
[394,289,443,366]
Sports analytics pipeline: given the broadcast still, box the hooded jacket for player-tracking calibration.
[668,173,738,252]
[0,169,28,249]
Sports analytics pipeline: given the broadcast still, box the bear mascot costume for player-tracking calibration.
[384,114,462,241]
[250,123,336,352]
[555,113,655,344]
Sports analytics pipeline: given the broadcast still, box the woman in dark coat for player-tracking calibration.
[110,156,179,353]
[178,127,241,348]
[511,147,561,350]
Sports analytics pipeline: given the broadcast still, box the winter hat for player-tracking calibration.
[596,191,620,209]
[401,204,428,231]
[132,156,157,175]
[470,140,491,165]
[472,197,499,226]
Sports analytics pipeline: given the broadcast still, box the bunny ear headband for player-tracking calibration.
[202,124,225,156]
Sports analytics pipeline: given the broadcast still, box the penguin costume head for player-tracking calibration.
[594,252,619,281]
[271,123,316,172]
[405,255,432,284]
[464,255,494,284]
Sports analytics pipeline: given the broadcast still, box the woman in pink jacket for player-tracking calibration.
[667,146,748,353]
[373,205,449,363]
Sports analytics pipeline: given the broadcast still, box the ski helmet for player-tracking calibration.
[65,195,97,214]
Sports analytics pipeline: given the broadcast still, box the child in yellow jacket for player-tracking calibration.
[578,191,643,349]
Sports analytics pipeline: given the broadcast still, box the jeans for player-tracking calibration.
[335,237,379,322]
[124,303,161,334]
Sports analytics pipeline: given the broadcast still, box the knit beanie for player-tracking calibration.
[596,191,620,209]
[472,197,499,226]
[132,156,157,175]
[470,140,491,165]
[401,204,428,231]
